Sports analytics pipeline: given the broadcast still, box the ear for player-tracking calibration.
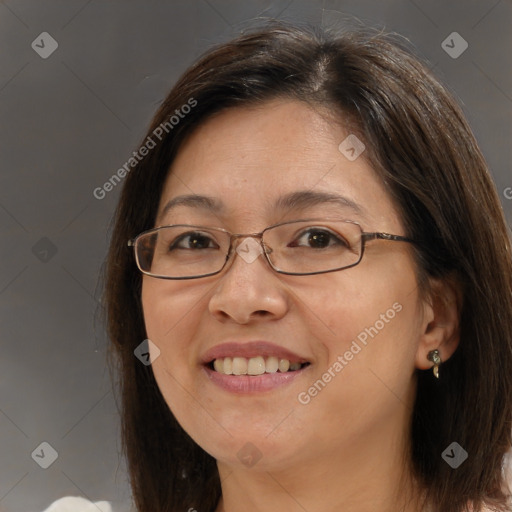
[415,274,463,371]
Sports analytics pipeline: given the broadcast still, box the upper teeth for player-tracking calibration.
[213,356,303,375]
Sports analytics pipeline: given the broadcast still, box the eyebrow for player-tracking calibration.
[158,194,224,223]
[273,190,367,218]
[157,190,367,223]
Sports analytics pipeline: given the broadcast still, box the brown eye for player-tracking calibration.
[171,232,218,250]
[289,228,348,249]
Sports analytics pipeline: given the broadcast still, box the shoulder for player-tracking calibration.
[41,496,112,512]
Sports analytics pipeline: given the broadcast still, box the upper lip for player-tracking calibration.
[200,341,310,365]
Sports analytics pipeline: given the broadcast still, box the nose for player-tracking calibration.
[207,235,289,324]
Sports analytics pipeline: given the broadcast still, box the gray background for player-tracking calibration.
[0,1,511,511]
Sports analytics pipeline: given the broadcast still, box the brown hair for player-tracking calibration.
[102,22,512,512]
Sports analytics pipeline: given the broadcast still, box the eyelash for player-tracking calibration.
[170,228,348,250]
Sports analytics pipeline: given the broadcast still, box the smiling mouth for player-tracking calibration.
[207,356,311,375]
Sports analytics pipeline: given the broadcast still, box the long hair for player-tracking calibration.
[102,22,512,512]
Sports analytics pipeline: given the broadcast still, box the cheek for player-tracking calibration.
[293,277,420,442]
[302,256,421,387]
[141,279,204,347]
[300,265,415,346]
[141,280,219,440]
[141,280,204,391]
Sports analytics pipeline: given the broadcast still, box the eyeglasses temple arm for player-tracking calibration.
[362,232,417,244]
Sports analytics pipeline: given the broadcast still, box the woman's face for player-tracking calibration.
[142,99,427,472]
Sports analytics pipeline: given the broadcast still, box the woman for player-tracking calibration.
[104,22,512,512]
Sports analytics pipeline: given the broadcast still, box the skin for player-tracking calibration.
[141,99,461,512]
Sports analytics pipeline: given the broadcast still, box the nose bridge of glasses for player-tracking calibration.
[221,232,275,271]
[230,232,263,244]
[229,232,265,254]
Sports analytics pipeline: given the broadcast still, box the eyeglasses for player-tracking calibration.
[127,218,416,280]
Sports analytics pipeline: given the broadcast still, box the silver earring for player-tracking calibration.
[427,349,441,379]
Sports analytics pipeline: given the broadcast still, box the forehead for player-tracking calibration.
[156,100,402,231]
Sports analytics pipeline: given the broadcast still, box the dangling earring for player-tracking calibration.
[427,349,441,379]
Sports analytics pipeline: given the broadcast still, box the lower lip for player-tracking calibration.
[202,365,309,393]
